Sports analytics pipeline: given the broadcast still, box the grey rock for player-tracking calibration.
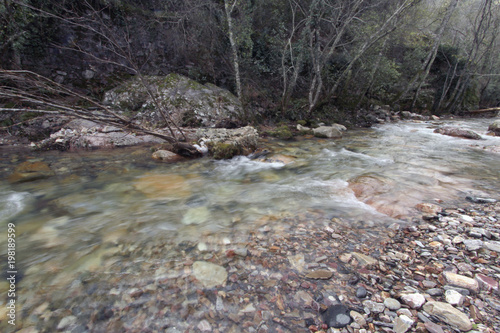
[323,304,352,328]
[356,286,368,298]
[434,126,482,140]
[363,300,385,314]
[463,239,483,251]
[425,321,445,333]
[384,298,401,311]
[484,240,500,253]
[313,126,343,138]
[423,301,473,331]
[488,119,500,136]
[104,74,242,127]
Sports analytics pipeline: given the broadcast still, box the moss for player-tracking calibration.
[208,142,242,159]
[297,120,307,126]
[268,125,293,140]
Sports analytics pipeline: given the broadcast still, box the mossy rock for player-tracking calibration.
[207,142,242,159]
[268,125,293,140]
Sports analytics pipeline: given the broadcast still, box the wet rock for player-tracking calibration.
[433,126,482,140]
[384,298,401,311]
[400,293,426,309]
[442,271,479,293]
[393,315,414,333]
[8,161,54,183]
[313,126,342,139]
[466,196,497,204]
[356,286,368,299]
[423,301,472,331]
[305,269,333,280]
[352,252,378,267]
[322,304,352,328]
[488,120,500,136]
[288,253,306,273]
[197,126,259,158]
[294,290,314,308]
[57,315,77,330]
[134,173,191,199]
[415,203,442,215]
[192,261,228,288]
[182,206,211,225]
[152,150,184,163]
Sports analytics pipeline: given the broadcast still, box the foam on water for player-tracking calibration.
[214,155,285,178]
[0,190,32,222]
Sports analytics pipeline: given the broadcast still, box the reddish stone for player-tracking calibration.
[475,273,499,292]
[424,322,445,333]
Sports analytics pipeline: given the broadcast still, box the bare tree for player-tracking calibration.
[0,1,201,153]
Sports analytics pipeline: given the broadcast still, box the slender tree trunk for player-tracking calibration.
[409,0,459,111]
[224,0,243,106]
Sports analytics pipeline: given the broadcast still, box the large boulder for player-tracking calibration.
[434,126,482,140]
[488,119,500,136]
[103,74,242,127]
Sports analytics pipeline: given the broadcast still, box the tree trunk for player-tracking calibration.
[224,0,243,106]
[409,0,459,111]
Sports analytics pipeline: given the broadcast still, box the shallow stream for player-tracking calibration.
[1,118,499,331]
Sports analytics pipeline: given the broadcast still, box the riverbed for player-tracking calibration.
[0,118,499,332]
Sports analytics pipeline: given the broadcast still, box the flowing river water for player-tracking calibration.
[0,118,499,331]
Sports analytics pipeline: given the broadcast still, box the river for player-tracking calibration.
[0,117,499,331]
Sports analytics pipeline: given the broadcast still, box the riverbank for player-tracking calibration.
[3,198,498,333]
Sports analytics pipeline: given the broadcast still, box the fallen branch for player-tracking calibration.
[466,107,500,113]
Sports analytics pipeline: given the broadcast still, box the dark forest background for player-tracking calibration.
[1,0,500,125]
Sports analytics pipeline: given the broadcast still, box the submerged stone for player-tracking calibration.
[192,261,228,288]
[322,304,352,328]
[8,161,54,183]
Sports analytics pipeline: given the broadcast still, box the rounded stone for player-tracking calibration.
[356,286,368,298]
[384,298,401,311]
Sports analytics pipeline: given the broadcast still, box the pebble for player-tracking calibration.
[363,300,385,314]
[442,271,479,293]
[445,289,464,306]
[356,286,368,299]
[197,319,212,332]
[384,298,401,311]
[56,316,77,330]
[400,293,426,309]
[393,315,414,333]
